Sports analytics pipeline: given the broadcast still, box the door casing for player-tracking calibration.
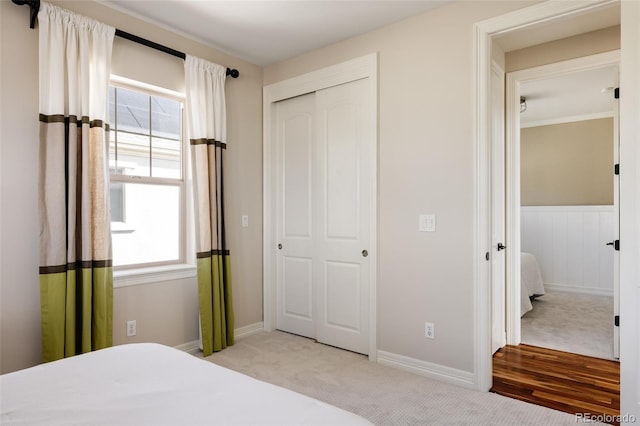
[263,54,378,360]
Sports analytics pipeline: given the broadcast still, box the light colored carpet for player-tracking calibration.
[521,290,615,360]
[202,330,593,425]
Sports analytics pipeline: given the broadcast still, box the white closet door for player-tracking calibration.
[315,79,370,355]
[275,93,316,339]
[274,78,371,355]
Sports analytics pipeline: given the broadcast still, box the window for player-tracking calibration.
[109,82,186,269]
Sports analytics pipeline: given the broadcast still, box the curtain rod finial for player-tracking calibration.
[226,68,239,79]
[12,0,40,29]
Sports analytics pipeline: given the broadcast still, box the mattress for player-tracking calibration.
[1,343,371,425]
[521,252,545,316]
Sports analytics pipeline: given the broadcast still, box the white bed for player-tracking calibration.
[1,343,371,425]
[521,252,545,316]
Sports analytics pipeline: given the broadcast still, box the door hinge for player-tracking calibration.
[615,315,620,327]
[606,240,620,250]
[614,87,620,99]
[614,164,620,175]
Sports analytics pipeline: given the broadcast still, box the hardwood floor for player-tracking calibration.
[491,345,620,425]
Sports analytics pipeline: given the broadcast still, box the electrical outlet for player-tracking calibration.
[127,320,137,337]
[419,214,436,232]
[425,322,435,339]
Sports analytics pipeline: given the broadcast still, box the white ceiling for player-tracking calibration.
[100,0,452,66]
[520,65,619,127]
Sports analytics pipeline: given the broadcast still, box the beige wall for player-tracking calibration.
[265,0,536,373]
[0,1,264,373]
[521,118,614,206]
[506,26,619,207]
[505,26,620,72]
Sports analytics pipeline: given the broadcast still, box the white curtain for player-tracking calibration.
[184,55,234,356]
[38,1,115,362]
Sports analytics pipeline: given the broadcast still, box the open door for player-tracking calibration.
[612,84,620,359]
[490,61,506,354]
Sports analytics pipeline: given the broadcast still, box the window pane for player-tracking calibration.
[152,137,181,178]
[151,96,181,139]
[109,87,117,169]
[109,86,116,129]
[116,131,150,177]
[116,87,150,135]
[109,129,117,171]
[111,183,181,266]
[109,182,125,222]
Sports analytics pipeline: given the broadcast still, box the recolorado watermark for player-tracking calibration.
[575,412,637,423]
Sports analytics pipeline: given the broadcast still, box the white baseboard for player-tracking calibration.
[544,284,613,297]
[235,322,265,340]
[174,340,201,355]
[377,350,475,390]
[175,322,264,355]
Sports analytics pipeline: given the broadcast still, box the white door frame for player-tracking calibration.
[473,0,634,393]
[263,54,378,361]
[503,50,620,346]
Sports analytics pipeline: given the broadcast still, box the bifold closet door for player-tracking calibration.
[275,78,370,355]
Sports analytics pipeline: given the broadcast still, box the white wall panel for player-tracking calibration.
[521,206,614,295]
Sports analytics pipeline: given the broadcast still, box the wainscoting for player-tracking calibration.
[521,206,614,296]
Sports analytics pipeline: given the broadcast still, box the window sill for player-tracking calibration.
[111,221,136,234]
[113,264,197,288]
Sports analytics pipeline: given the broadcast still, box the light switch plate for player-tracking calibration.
[242,215,249,228]
[419,214,436,232]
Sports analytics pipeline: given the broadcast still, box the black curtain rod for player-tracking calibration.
[12,0,240,79]
[114,29,239,78]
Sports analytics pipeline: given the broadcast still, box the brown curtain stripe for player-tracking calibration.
[40,260,114,275]
[196,250,231,259]
[39,113,111,131]
[189,138,227,148]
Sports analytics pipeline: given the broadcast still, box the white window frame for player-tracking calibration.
[109,75,196,287]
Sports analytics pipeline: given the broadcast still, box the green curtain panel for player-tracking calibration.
[185,56,234,356]
[38,2,115,362]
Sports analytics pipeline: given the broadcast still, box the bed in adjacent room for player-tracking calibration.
[521,252,545,316]
[0,343,371,425]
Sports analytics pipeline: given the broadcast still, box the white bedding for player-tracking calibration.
[521,252,545,316]
[1,343,371,425]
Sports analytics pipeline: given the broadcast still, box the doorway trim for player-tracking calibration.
[473,0,622,392]
[262,53,379,360]
[504,50,620,347]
